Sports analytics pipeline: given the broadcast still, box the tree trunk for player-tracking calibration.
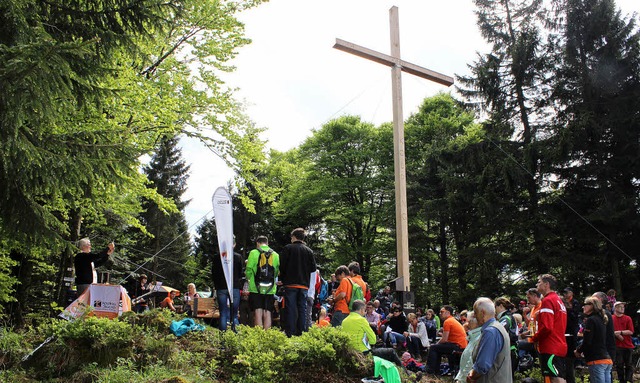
[439,219,449,304]
[55,210,82,307]
[8,250,30,328]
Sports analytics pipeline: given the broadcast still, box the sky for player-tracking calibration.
[181,0,639,238]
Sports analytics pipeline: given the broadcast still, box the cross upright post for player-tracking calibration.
[334,6,453,293]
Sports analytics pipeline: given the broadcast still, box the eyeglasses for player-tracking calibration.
[583,302,593,306]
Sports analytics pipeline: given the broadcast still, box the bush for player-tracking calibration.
[5,314,374,383]
[119,308,186,334]
[26,317,135,378]
[0,327,27,369]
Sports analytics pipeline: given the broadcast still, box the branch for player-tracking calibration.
[140,26,203,77]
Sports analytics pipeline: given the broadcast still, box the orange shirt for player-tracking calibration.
[528,302,541,335]
[350,275,367,297]
[160,297,174,309]
[444,317,468,349]
[333,277,352,314]
[316,318,331,328]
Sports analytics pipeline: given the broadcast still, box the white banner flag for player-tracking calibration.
[212,187,234,303]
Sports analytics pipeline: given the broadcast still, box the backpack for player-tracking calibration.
[501,312,519,348]
[347,277,365,310]
[317,278,329,302]
[256,249,275,291]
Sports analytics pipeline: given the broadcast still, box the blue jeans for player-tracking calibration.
[588,363,612,383]
[284,287,308,336]
[216,289,240,331]
[388,332,406,346]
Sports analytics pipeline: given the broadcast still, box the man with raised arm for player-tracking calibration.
[74,237,114,296]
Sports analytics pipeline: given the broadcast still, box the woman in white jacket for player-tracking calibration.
[404,312,430,360]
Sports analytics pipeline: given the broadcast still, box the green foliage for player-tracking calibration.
[119,306,186,333]
[230,326,290,382]
[1,312,373,382]
[0,0,268,326]
[137,135,192,289]
[0,327,26,369]
[27,317,135,377]
[0,248,18,315]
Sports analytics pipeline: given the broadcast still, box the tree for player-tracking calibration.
[0,0,265,324]
[404,93,485,306]
[298,116,395,281]
[548,0,640,296]
[137,135,192,289]
[458,0,554,274]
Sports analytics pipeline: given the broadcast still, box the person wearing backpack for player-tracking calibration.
[348,262,370,304]
[246,235,280,330]
[495,297,519,376]
[330,265,364,326]
[280,227,316,337]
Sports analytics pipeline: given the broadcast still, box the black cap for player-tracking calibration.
[563,287,573,293]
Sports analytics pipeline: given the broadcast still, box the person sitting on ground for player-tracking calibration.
[459,310,468,325]
[341,299,402,366]
[183,283,200,315]
[375,285,393,315]
[185,283,200,301]
[373,299,386,320]
[384,306,408,348]
[315,306,331,328]
[426,305,468,375]
[403,312,429,361]
[422,308,438,343]
[365,301,381,335]
[161,290,178,312]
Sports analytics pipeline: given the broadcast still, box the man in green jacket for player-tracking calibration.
[342,299,402,382]
[342,299,377,352]
[246,235,279,329]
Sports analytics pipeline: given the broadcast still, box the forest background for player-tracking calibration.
[0,0,639,329]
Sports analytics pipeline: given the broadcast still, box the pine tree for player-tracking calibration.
[458,0,555,273]
[548,0,640,293]
[139,135,192,289]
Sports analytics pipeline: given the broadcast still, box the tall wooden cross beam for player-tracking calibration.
[334,6,453,293]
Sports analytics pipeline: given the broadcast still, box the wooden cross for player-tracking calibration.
[334,6,453,292]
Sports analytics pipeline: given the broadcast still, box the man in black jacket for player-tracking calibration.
[74,238,114,296]
[280,227,316,337]
[212,238,244,331]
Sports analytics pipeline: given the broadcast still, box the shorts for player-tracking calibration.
[540,353,565,378]
[249,292,275,312]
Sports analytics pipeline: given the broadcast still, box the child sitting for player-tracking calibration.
[315,307,331,328]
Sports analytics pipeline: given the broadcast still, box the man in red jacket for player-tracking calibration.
[531,274,567,383]
[612,301,634,383]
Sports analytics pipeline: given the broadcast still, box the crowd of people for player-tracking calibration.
[76,235,636,383]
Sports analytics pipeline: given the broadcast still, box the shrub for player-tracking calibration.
[25,317,134,378]
[119,308,186,334]
[0,327,27,369]
[228,326,290,383]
